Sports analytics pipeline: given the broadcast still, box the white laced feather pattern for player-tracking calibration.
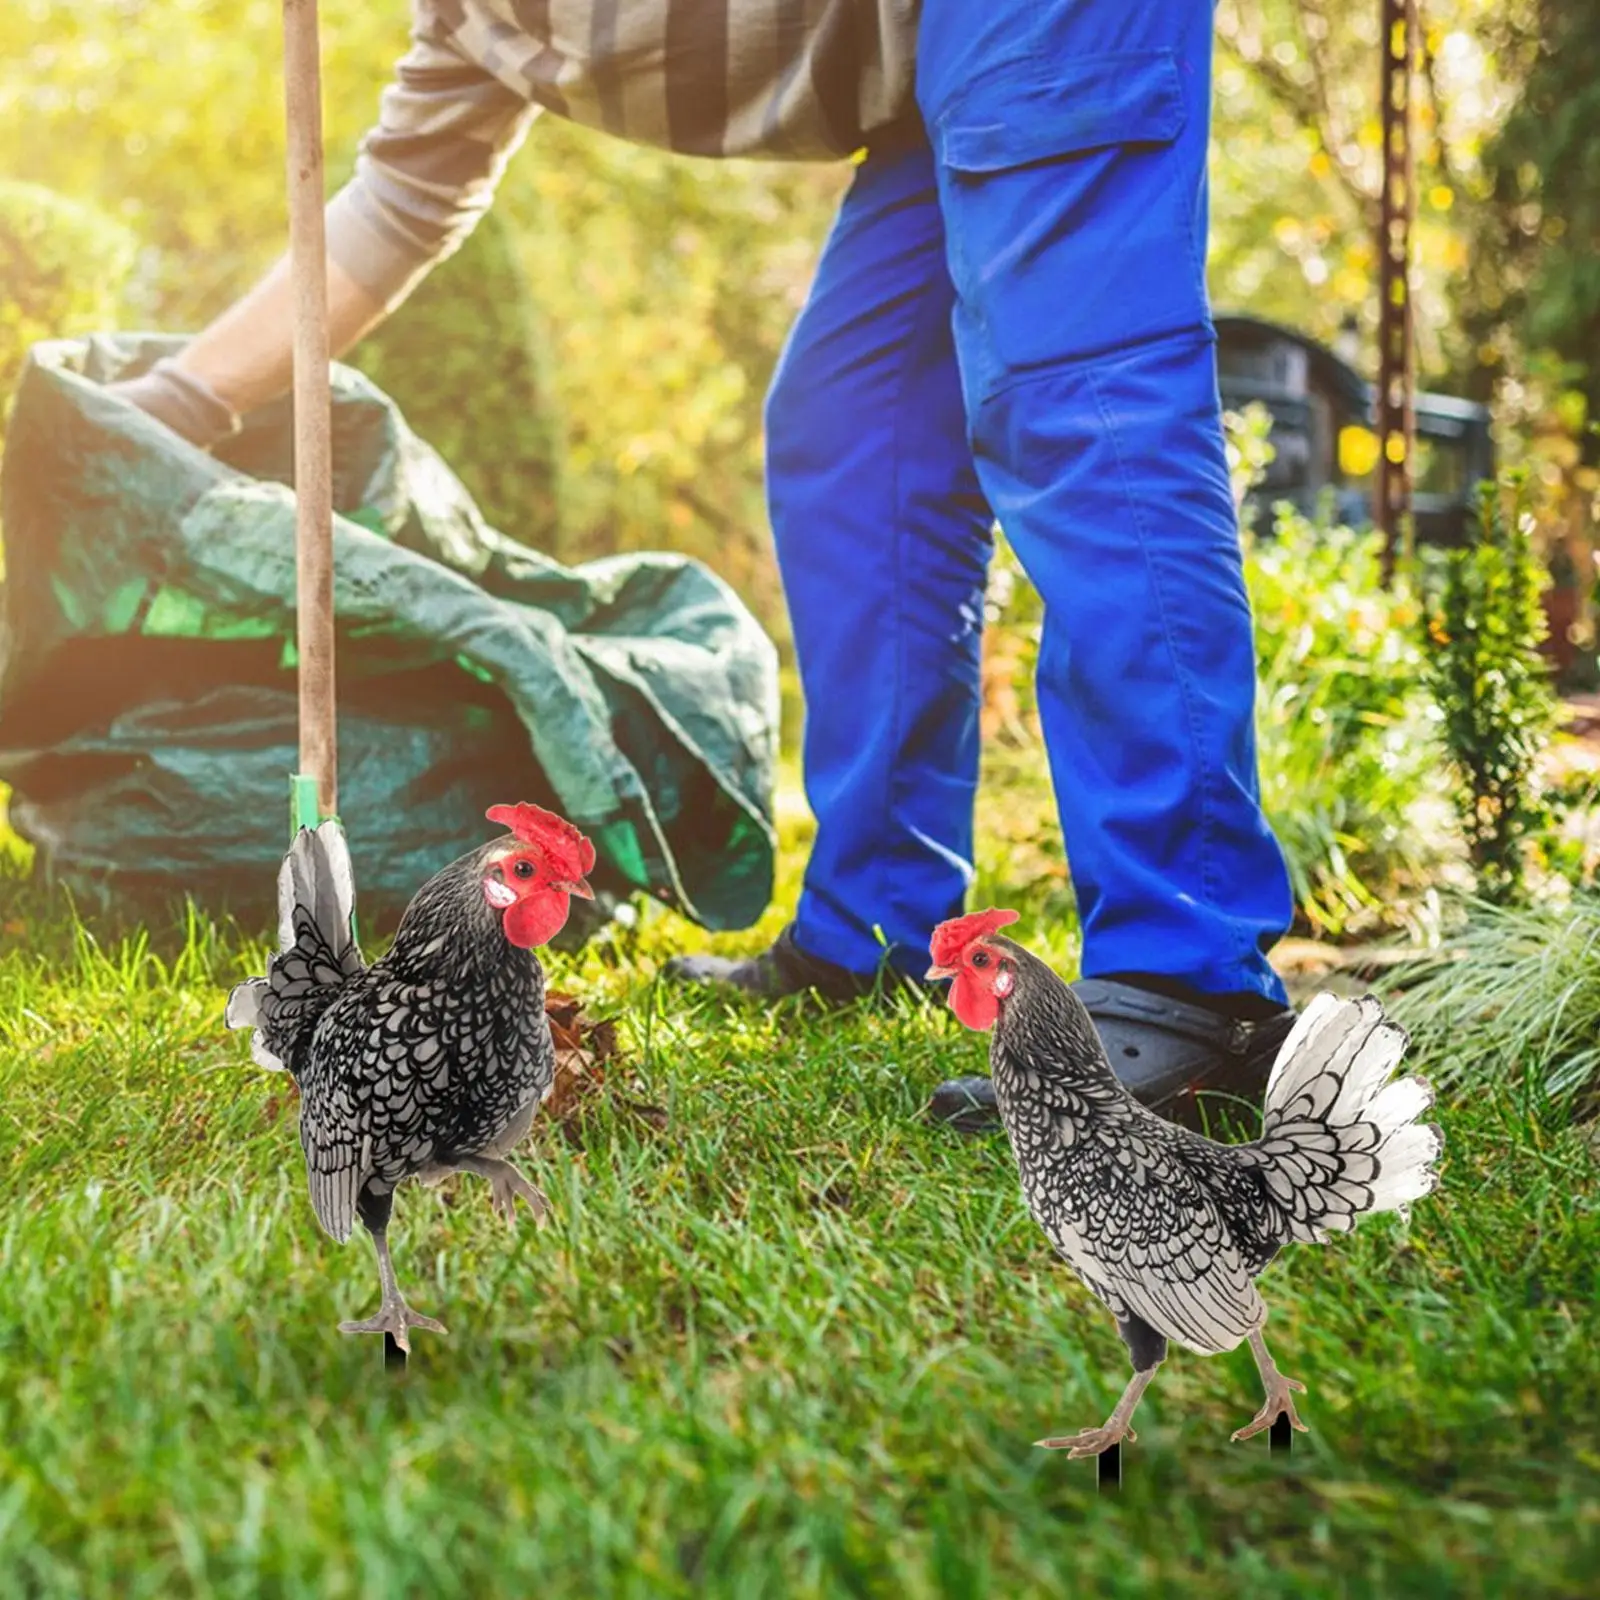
[223,821,363,1075]
[1244,993,1444,1243]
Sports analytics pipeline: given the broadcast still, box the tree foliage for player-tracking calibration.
[349,209,563,554]
[0,179,135,463]
[0,0,1580,641]
[1465,0,1600,456]
[1211,0,1514,380]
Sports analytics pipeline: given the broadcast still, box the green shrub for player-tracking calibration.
[349,209,563,553]
[0,180,136,450]
[1223,400,1276,524]
[1247,506,1456,938]
[981,490,1455,939]
[1223,407,1460,936]
[1422,474,1560,904]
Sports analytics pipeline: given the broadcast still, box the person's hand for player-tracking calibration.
[104,358,241,451]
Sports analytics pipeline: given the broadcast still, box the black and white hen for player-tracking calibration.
[928,908,1444,1455]
[225,802,595,1351]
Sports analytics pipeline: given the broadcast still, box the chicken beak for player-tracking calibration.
[925,962,955,981]
[560,877,595,900]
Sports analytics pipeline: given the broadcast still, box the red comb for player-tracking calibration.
[930,907,1020,967]
[486,802,596,881]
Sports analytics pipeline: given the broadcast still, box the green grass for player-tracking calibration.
[1393,894,1600,1101]
[1,779,1598,1597]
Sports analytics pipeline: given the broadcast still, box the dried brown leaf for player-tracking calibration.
[544,991,626,1122]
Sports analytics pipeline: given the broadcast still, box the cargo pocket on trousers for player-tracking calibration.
[933,49,1207,381]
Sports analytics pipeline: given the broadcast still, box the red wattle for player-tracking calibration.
[504,890,570,949]
[950,970,999,1032]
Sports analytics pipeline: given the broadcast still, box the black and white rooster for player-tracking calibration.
[928,907,1444,1455]
[226,802,594,1351]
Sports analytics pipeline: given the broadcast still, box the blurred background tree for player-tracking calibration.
[349,210,564,555]
[1455,0,1600,675]
[1462,0,1600,433]
[1210,0,1517,377]
[0,180,135,462]
[0,0,1592,651]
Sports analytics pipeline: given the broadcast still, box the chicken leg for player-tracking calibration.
[339,1191,446,1354]
[1038,1311,1166,1457]
[1036,1365,1159,1457]
[456,1154,550,1226]
[1231,1326,1308,1442]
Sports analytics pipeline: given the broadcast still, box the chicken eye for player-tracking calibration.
[513,859,535,880]
[971,951,990,969]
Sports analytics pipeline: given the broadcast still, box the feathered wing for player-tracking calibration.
[1242,993,1444,1244]
[298,1072,369,1244]
[225,821,364,1075]
[293,973,501,1244]
[291,982,405,1243]
[1020,1090,1267,1357]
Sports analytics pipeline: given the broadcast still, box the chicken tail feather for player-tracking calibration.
[1247,994,1443,1243]
[225,822,364,1075]
[277,818,358,959]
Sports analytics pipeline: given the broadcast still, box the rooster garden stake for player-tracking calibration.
[929,908,1444,1461]
[228,805,595,1360]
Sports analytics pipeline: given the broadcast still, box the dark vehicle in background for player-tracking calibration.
[1214,313,1494,547]
[1215,313,1600,684]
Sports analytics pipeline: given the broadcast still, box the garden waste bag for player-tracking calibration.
[0,335,778,933]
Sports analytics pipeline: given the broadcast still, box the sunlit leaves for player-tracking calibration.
[1211,0,1514,381]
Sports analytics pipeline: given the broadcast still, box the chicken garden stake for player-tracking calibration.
[928,909,1445,1459]
[228,806,596,1362]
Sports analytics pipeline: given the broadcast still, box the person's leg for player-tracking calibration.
[670,128,994,994]
[915,0,1293,1013]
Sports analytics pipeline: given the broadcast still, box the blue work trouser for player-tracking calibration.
[766,0,1293,1006]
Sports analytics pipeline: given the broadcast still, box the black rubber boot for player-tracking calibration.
[926,978,1298,1135]
[925,1076,1003,1136]
[662,924,922,1005]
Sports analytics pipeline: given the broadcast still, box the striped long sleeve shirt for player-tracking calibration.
[326,0,921,307]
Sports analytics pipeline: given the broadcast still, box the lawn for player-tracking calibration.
[1,771,1598,1598]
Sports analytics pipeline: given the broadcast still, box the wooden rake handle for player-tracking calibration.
[283,2,400,1374]
[283,0,338,824]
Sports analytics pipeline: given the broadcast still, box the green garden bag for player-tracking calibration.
[0,335,778,935]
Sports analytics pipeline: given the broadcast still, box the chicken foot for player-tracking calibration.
[456,1154,550,1226]
[1036,1365,1158,1458]
[339,1225,448,1354]
[1231,1326,1309,1442]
